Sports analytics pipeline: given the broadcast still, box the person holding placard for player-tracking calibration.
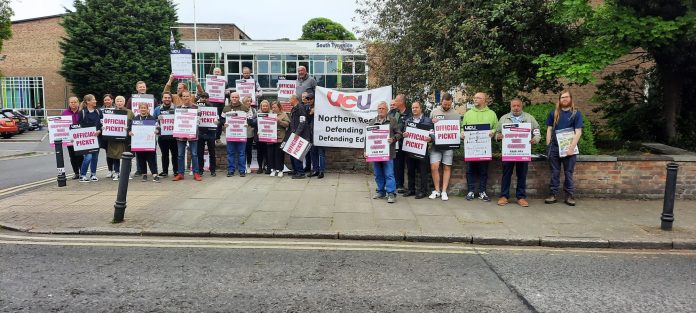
[196,92,219,177]
[100,94,115,178]
[130,103,160,182]
[173,91,202,181]
[402,101,433,199]
[367,101,402,204]
[222,92,251,177]
[288,94,311,179]
[126,81,152,177]
[164,73,204,106]
[241,67,263,100]
[252,100,273,175]
[241,96,258,173]
[154,92,178,177]
[461,92,498,202]
[211,67,228,143]
[545,91,584,206]
[77,94,103,182]
[495,98,541,207]
[268,101,290,177]
[105,96,134,181]
[428,93,461,201]
[61,96,84,179]
[387,94,412,194]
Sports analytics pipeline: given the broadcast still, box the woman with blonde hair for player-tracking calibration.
[77,94,103,182]
[61,96,83,179]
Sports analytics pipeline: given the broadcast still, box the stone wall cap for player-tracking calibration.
[668,155,696,162]
[616,155,674,161]
[577,155,617,162]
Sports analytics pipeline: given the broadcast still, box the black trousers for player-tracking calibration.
[406,155,429,194]
[245,138,254,166]
[197,137,217,173]
[66,146,84,175]
[265,142,285,172]
[394,149,406,188]
[158,138,178,175]
[257,141,268,172]
[135,151,158,175]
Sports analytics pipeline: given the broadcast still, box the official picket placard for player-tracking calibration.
[48,116,73,147]
[501,123,532,162]
[198,106,218,129]
[402,126,430,159]
[556,127,580,157]
[313,86,392,149]
[205,75,226,103]
[257,113,278,143]
[365,124,391,162]
[158,110,175,136]
[131,120,157,152]
[101,109,128,140]
[283,132,311,160]
[70,126,99,155]
[463,124,492,161]
[170,49,193,79]
[235,79,257,106]
[173,108,198,139]
[277,80,297,112]
[130,94,155,116]
[434,119,461,149]
[225,111,247,142]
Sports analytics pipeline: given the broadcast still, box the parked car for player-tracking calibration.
[0,116,18,138]
[12,110,40,130]
[0,109,28,133]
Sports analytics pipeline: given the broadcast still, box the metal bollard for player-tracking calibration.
[113,152,134,223]
[660,162,679,231]
[54,140,67,187]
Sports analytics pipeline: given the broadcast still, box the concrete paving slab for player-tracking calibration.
[286,217,333,231]
[241,211,291,230]
[331,213,375,231]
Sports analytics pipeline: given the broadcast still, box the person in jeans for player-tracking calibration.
[77,94,103,182]
[367,101,402,203]
[172,91,201,181]
[494,98,541,207]
[545,90,583,206]
[130,103,160,182]
[61,96,83,179]
[223,92,250,177]
[461,92,498,202]
[267,101,290,177]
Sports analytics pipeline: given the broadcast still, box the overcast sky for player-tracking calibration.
[10,0,361,40]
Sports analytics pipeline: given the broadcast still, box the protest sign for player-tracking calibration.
[173,108,198,139]
[365,124,391,162]
[48,116,73,147]
[170,49,193,79]
[313,86,392,148]
[198,106,218,129]
[277,80,297,112]
[501,123,532,162]
[225,111,247,142]
[101,109,128,140]
[131,120,157,152]
[130,94,155,115]
[433,119,461,149]
[283,132,311,160]
[158,110,175,136]
[70,126,99,155]
[235,79,257,106]
[205,75,226,103]
[556,127,580,157]
[463,124,492,161]
[402,125,431,159]
[257,113,278,143]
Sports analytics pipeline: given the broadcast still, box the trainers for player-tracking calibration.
[479,191,490,202]
[517,198,529,207]
[141,175,148,182]
[210,171,216,177]
[441,192,449,201]
[387,193,396,203]
[172,174,184,181]
[565,196,576,206]
[269,170,277,177]
[72,173,80,180]
[465,192,475,201]
[90,175,98,182]
[134,171,142,176]
[373,193,386,199]
[158,172,168,177]
[239,172,246,177]
[544,195,557,204]
[79,176,89,183]
[396,187,406,194]
[112,173,120,181]
[428,190,440,199]
[227,172,234,177]
[277,171,283,178]
[189,170,194,176]
[194,173,202,181]
[104,171,113,178]
[153,176,161,183]
[497,196,509,206]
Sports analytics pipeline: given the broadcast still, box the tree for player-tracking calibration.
[0,0,13,55]
[299,17,356,40]
[534,0,696,143]
[59,0,180,99]
[356,0,575,112]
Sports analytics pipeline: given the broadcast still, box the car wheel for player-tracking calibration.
[1,134,12,139]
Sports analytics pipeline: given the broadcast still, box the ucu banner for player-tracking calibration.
[314,86,392,148]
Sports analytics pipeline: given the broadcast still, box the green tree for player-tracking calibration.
[59,0,180,99]
[299,17,356,40]
[534,0,696,144]
[0,0,14,56]
[356,0,574,112]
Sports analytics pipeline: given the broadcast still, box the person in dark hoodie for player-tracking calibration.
[61,96,83,179]
[196,92,218,177]
[288,94,310,179]
[402,101,433,199]
[77,94,103,182]
[154,92,178,177]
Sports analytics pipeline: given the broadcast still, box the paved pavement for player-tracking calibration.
[1,171,695,249]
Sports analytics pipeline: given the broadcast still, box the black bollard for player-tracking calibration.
[113,152,134,223]
[54,140,67,187]
[660,162,679,231]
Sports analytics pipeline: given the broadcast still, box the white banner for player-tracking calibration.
[131,120,157,152]
[283,132,311,160]
[277,80,297,113]
[556,127,580,157]
[502,123,532,162]
[365,124,390,162]
[70,126,99,155]
[257,113,278,143]
[48,116,73,147]
[313,86,393,148]
[170,49,193,79]
[130,94,155,116]
[173,108,198,139]
[463,124,492,161]
[402,126,430,158]
[236,79,257,106]
[198,106,218,129]
[225,111,247,142]
[158,110,175,136]
[434,119,461,149]
[205,75,226,103]
[101,109,128,139]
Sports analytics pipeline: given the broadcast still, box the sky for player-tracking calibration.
[9,0,362,40]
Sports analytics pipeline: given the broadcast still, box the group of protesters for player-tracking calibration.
[60,66,583,207]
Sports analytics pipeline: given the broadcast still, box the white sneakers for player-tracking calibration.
[90,175,98,182]
[441,192,449,201]
[269,170,277,177]
[429,190,448,201]
[112,173,120,181]
[277,171,284,177]
[429,190,441,199]
[104,171,113,178]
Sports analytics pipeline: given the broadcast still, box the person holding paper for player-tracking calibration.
[268,101,290,177]
[241,67,263,100]
[252,100,272,175]
[164,73,204,105]
[428,93,461,201]
[387,94,412,194]
[402,101,433,199]
[130,103,160,183]
[106,96,134,181]
[61,96,84,179]
[494,98,540,207]
[545,91,583,206]
[367,101,402,204]
[173,91,202,181]
[461,92,498,202]
[100,94,115,178]
[196,92,219,177]
[242,96,258,173]
[289,94,311,179]
[154,92,178,177]
[212,67,228,143]
[222,92,251,177]
[77,94,103,182]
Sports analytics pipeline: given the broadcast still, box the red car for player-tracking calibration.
[0,116,19,138]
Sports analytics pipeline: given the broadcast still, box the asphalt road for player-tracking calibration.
[0,234,694,312]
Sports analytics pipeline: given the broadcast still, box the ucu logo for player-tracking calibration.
[327,91,372,110]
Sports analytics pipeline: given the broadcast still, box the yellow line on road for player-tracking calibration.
[0,166,108,197]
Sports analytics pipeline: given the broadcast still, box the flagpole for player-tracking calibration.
[193,0,198,79]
